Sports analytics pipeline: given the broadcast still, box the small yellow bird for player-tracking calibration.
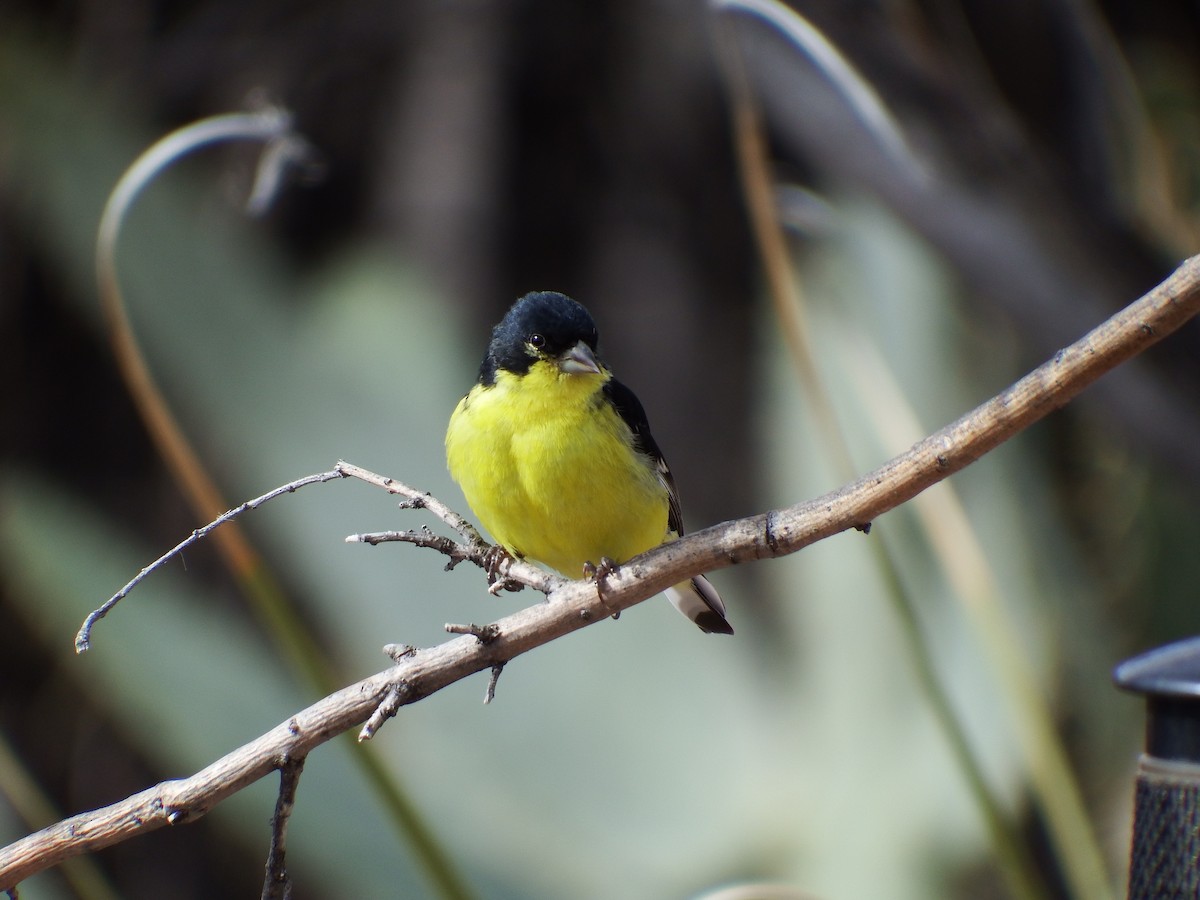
[445,291,733,634]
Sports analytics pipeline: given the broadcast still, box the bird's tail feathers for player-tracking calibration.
[666,576,734,635]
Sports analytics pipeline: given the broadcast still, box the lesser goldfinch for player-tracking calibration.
[445,291,733,635]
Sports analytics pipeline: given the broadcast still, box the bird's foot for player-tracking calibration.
[483,545,522,595]
[583,556,620,620]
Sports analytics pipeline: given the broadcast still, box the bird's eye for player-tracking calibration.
[528,333,546,350]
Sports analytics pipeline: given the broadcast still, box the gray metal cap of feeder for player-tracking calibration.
[1115,636,1200,899]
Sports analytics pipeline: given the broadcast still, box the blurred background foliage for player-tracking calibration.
[1,1,1199,898]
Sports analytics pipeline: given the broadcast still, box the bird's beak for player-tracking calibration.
[557,340,603,375]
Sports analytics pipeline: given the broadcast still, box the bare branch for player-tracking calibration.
[647,254,1200,594]
[261,755,305,900]
[74,457,556,653]
[76,468,348,652]
[4,255,1200,891]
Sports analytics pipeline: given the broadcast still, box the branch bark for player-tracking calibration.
[3,254,1199,891]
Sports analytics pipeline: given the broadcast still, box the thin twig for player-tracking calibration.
[261,756,305,900]
[335,461,483,545]
[359,685,408,743]
[76,460,556,654]
[359,647,417,741]
[484,665,505,705]
[339,461,560,594]
[346,528,478,571]
[444,623,501,644]
[75,468,348,652]
[5,255,1200,892]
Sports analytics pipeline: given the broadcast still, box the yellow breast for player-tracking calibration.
[445,361,668,577]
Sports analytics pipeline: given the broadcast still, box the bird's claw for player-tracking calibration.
[583,556,620,620]
[483,545,521,595]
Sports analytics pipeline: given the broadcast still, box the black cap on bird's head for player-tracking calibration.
[480,291,604,384]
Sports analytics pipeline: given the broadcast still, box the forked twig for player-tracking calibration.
[338,461,559,594]
[75,460,560,653]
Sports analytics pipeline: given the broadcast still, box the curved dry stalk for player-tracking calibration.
[96,108,311,581]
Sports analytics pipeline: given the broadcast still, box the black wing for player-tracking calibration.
[603,378,686,537]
